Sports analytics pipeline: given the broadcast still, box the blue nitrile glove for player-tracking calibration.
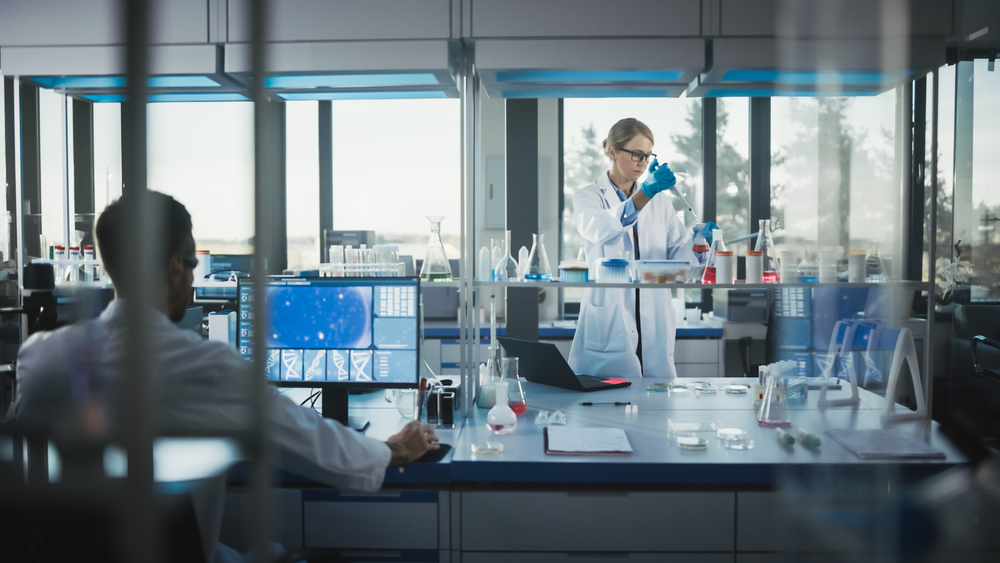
[639,159,677,198]
[692,221,719,247]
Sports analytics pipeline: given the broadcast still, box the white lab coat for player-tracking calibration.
[568,172,700,379]
[12,299,392,562]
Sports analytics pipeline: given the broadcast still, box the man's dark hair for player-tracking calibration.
[95,191,194,291]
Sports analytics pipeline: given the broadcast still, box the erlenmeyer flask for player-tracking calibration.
[487,380,517,434]
[701,229,726,284]
[492,230,519,281]
[755,219,780,282]
[524,234,553,281]
[501,357,527,414]
[757,376,791,427]
[865,240,887,283]
[419,216,453,282]
[797,240,819,282]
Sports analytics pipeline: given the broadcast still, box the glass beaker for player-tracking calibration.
[757,376,791,427]
[487,380,517,435]
[501,357,527,414]
[419,216,453,282]
[754,219,780,282]
[865,239,887,283]
[492,230,519,281]
[797,240,819,282]
[701,228,726,284]
[524,234,553,281]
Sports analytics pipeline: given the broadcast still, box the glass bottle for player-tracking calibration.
[865,239,887,283]
[419,216,453,282]
[524,233,553,281]
[754,219,780,282]
[492,230,519,281]
[701,229,726,284]
[501,357,527,414]
[796,240,819,282]
[487,380,517,434]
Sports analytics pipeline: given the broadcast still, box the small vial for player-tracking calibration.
[776,428,795,447]
[82,245,96,282]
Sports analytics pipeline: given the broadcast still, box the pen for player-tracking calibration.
[580,402,631,406]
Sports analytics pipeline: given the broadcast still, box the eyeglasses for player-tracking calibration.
[618,148,656,163]
[179,254,199,269]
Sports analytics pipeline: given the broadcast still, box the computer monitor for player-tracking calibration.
[238,277,420,429]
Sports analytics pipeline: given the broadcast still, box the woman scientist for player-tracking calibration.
[567,118,713,379]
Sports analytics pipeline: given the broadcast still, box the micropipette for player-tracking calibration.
[669,171,701,223]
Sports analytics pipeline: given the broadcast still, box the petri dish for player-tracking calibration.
[726,385,748,394]
[471,442,503,455]
[717,428,747,440]
[677,437,708,450]
[723,436,754,450]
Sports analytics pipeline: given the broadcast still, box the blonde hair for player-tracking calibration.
[602,118,654,159]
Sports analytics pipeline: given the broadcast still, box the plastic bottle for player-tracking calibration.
[701,229,726,284]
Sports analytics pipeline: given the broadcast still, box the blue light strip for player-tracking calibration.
[265,73,440,89]
[82,93,249,103]
[502,90,671,99]
[495,70,685,83]
[277,91,447,101]
[722,70,909,85]
[704,89,879,98]
[33,75,220,89]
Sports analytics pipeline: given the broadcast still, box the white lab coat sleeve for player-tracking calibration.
[266,387,392,492]
[574,185,632,245]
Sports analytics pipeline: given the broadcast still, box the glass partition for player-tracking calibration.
[286,101,319,271]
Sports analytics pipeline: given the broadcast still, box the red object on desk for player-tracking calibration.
[600,377,629,385]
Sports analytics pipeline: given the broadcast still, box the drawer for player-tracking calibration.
[462,491,734,552]
[674,339,722,363]
[304,490,438,549]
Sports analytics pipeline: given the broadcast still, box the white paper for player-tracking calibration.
[546,427,632,454]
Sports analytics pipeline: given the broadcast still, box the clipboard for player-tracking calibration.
[543,427,633,456]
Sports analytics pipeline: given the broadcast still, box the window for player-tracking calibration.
[146,102,255,254]
[960,60,1000,300]
[770,90,900,274]
[93,103,122,214]
[930,66,956,292]
[38,89,70,253]
[562,97,703,258]
[286,101,319,271]
[715,99,751,245]
[329,99,461,264]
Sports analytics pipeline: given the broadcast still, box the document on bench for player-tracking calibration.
[544,427,633,456]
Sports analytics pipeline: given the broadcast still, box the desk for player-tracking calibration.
[222,382,969,561]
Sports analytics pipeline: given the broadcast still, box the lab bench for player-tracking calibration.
[221,380,970,562]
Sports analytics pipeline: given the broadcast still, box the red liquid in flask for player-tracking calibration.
[692,244,710,254]
[763,271,780,282]
[509,400,527,415]
[701,266,716,284]
[487,423,509,432]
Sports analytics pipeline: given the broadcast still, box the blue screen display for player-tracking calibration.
[240,278,418,385]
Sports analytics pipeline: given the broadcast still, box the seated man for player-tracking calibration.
[11,191,439,561]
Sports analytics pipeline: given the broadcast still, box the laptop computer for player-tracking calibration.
[497,337,632,392]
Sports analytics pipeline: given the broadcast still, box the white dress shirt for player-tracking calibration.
[12,299,392,561]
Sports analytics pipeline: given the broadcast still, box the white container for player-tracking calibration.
[745,251,764,283]
[715,251,734,284]
[685,307,702,323]
[779,250,796,284]
[848,250,866,283]
[478,246,491,281]
[819,246,842,283]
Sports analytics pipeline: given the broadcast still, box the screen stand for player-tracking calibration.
[322,388,370,432]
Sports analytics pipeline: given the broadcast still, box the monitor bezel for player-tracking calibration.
[238,276,421,390]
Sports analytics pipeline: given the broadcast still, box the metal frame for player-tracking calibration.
[459,40,481,419]
[319,100,333,263]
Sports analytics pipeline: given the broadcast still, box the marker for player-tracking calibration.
[796,428,822,449]
[581,401,631,406]
[775,428,795,447]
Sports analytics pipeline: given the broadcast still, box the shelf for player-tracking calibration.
[471,280,932,290]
